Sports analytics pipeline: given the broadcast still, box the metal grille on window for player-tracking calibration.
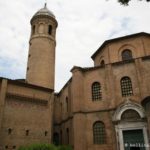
[121,77,133,97]
[93,121,106,144]
[92,82,102,101]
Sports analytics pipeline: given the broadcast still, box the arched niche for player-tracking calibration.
[38,23,45,34]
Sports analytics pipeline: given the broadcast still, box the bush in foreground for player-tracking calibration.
[18,144,57,150]
[57,145,72,150]
[18,144,72,150]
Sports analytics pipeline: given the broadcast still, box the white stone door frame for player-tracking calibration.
[115,122,149,150]
[113,99,150,150]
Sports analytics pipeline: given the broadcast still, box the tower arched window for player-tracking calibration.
[93,121,106,144]
[48,25,52,35]
[121,76,133,97]
[122,49,133,61]
[92,82,102,101]
[32,25,35,35]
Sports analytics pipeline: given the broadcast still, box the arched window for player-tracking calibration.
[100,60,105,66]
[93,121,106,144]
[142,96,150,116]
[48,25,52,35]
[32,25,35,35]
[121,77,133,97]
[92,82,102,101]
[122,49,133,61]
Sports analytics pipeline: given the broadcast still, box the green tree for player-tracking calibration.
[117,0,150,5]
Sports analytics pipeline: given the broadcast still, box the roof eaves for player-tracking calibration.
[91,32,150,60]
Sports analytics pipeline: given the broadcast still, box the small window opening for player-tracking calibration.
[5,146,8,149]
[45,131,48,136]
[100,60,105,66]
[8,128,12,135]
[48,25,52,35]
[13,146,16,149]
[26,130,29,136]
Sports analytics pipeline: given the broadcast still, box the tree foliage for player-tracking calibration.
[118,0,150,5]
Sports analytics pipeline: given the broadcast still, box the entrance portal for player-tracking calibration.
[130,148,140,150]
[123,129,145,150]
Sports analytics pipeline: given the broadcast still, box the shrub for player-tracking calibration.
[18,144,57,150]
[57,145,72,150]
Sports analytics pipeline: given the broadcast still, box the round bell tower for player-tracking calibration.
[26,4,58,89]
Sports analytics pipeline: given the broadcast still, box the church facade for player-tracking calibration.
[0,5,150,150]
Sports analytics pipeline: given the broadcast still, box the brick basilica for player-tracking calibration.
[0,4,150,150]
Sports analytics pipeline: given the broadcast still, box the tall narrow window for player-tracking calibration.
[66,97,68,112]
[93,121,106,144]
[121,76,133,97]
[32,25,35,35]
[66,128,69,144]
[48,25,52,35]
[92,82,102,101]
[60,130,62,145]
[45,131,48,136]
[122,49,133,61]
[60,103,63,114]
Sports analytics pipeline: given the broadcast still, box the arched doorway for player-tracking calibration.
[113,99,149,150]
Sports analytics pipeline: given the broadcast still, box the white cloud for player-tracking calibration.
[0,0,150,91]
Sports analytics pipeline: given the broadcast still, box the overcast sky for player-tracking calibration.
[0,0,150,92]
